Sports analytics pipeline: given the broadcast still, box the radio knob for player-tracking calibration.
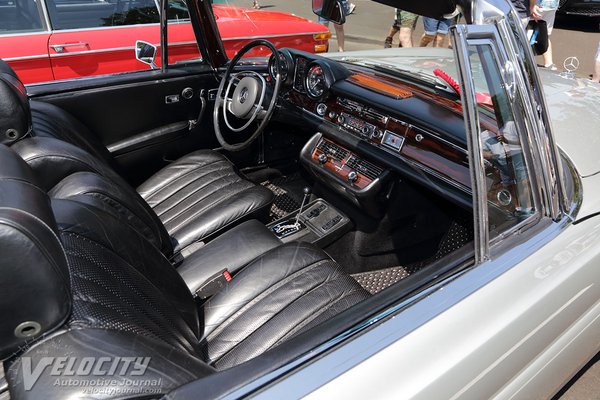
[372,129,383,139]
[337,115,345,125]
[348,171,358,183]
[361,126,371,135]
[318,153,328,164]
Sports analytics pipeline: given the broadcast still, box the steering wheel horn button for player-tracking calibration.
[231,76,260,118]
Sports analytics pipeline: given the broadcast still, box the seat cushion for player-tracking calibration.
[202,242,370,369]
[138,150,274,253]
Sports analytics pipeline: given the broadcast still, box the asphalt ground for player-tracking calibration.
[233,0,599,78]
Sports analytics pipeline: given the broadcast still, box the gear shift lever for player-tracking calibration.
[294,187,312,226]
[273,186,312,235]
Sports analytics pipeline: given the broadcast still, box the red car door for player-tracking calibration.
[0,0,53,84]
[47,0,163,80]
[46,0,199,80]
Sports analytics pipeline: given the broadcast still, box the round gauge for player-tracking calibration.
[269,52,288,82]
[305,64,326,99]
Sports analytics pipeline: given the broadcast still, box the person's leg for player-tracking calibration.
[540,8,556,68]
[421,17,437,47]
[398,10,417,47]
[433,18,452,48]
[385,10,401,48]
[593,41,600,82]
[333,23,345,52]
[433,33,446,47]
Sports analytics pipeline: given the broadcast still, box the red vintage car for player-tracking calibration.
[0,0,330,84]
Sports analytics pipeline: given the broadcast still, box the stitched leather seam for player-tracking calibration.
[212,264,346,363]
[155,170,241,220]
[140,158,228,201]
[161,180,255,232]
[205,257,331,342]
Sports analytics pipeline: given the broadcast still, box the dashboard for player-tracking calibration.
[268,49,518,214]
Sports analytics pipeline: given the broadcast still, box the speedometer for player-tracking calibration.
[305,64,326,99]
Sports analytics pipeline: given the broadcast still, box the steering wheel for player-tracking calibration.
[213,39,282,152]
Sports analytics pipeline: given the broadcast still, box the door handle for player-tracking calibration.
[50,42,89,53]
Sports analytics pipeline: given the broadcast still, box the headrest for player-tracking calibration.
[0,144,70,360]
[0,59,31,145]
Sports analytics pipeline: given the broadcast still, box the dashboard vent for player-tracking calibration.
[317,140,349,161]
[346,156,383,180]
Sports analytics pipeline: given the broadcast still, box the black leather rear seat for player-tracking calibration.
[0,144,370,399]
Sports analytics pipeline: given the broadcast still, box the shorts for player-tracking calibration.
[540,8,557,34]
[392,9,418,30]
[423,16,452,36]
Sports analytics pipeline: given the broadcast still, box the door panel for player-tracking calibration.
[29,67,220,184]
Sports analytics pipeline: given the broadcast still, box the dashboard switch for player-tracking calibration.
[348,171,358,183]
[318,153,328,164]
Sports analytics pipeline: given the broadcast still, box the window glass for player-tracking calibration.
[469,44,534,238]
[0,0,45,34]
[47,0,159,30]
[166,0,201,64]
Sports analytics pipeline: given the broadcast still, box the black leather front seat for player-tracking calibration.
[0,144,369,399]
[0,60,274,254]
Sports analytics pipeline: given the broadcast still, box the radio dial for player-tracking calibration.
[337,115,345,125]
[348,171,358,183]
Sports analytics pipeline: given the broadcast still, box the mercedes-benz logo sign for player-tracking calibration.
[239,87,249,104]
[563,56,580,72]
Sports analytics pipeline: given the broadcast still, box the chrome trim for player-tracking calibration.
[222,31,328,41]
[160,0,167,73]
[452,25,490,263]
[47,41,193,57]
[3,54,50,62]
[0,31,50,38]
[47,23,160,34]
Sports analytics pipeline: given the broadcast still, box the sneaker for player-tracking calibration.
[384,37,392,49]
[544,63,557,71]
[252,1,260,9]
[347,2,356,14]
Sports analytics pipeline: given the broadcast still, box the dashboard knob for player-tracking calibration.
[372,129,383,139]
[348,171,358,183]
[318,153,328,164]
[316,103,327,116]
[337,115,345,124]
[361,126,371,135]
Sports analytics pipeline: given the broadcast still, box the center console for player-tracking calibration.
[268,199,351,247]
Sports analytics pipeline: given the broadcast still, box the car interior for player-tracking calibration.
[0,32,520,397]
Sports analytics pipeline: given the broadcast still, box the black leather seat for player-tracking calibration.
[0,144,369,399]
[0,60,274,254]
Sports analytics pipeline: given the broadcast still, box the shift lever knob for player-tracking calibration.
[294,186,312,227]
[303,187,312,196]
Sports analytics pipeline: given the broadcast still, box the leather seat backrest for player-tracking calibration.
[0,60,31,145]
[12,136,174,256]
[0,145,70,360]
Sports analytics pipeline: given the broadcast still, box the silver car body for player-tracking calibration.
[248,0,600,398]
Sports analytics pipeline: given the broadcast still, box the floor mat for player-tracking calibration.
[352,217,473,294]
[261,173,307,222]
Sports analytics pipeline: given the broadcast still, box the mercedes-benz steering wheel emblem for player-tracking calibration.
[563,56,580,72]
[239,87,249,104]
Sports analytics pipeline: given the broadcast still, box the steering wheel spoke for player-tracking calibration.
[213,40,282,151]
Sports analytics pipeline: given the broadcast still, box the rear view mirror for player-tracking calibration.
[312,0,345,25]
[135,40,158,69]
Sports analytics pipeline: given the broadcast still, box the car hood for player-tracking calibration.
[540,70,600,177]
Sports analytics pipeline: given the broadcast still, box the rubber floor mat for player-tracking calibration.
[261,173,306,222]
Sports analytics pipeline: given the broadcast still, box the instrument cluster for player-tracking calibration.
[268,50,332,100]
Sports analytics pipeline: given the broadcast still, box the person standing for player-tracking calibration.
[384,9,418,48]
[510,0,542,25]
[419,17,453,48]
[537,0,559,69]
[318,0,353,52]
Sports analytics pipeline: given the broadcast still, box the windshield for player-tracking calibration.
[209,0,462,83]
